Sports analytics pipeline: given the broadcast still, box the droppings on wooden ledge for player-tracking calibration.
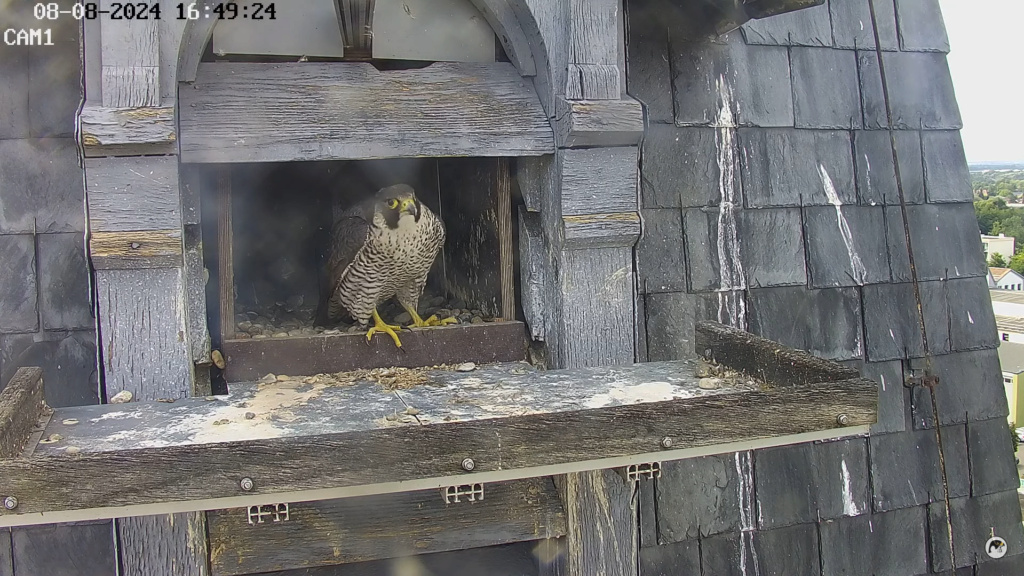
[39,433,63,444]
[109,391,133,404]
[61,419,79,426]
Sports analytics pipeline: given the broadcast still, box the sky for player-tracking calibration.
[938,0,1024,164]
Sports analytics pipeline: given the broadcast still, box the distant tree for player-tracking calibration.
[1011,252,1024,276]
[990,253,1008,267]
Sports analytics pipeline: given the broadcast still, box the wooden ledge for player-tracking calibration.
[0,323,876,527]
[80,103,176,157]
[0,368,47,459]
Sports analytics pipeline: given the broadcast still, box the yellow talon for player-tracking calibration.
[404,306,458,327]
[366,309,403,348]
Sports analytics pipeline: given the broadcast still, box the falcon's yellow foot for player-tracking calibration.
[366,309,403,348]
[403,306,458,328]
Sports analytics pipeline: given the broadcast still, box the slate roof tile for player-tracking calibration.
[819,506,929,576]
[0,234,38,334]
[790,47,862,129]
[967,418,1021,497]
[928,492,1024,571]
[804,205,890,287]
[853,130,925,205]
[830,0,899,50]
[740,2,833,47]
[894,0,951,52]
[869,425,970,512]
[859,51,962,130]
[739,128,855,208]
[910,349,1009,428]
[747,286,863,361]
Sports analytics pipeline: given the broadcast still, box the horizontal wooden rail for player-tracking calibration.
[0,323,877,527]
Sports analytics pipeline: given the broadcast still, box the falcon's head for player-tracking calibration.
[374,183,421,229]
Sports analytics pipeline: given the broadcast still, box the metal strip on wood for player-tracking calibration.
[177,62,555,163]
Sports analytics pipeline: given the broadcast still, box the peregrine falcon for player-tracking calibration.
[326,183,455,347]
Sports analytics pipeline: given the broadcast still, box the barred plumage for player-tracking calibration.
[326,184,445,325]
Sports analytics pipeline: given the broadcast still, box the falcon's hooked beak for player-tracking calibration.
[400,198,420,219]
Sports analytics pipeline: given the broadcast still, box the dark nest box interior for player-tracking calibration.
[175,0,554,386]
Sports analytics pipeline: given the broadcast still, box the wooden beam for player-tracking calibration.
[556,470,636,575]
[80,103,176,157]
[554,98,643,148]
[85,156,180,233]
[695,320,860,387]
[469,0,538,76]
[221,321,528,382]
[217,168,234,345]
[0,368,45,459]
[562,213,641,250]
[566,0,621,99]
[207,477,565,575]
[178,62,554,163]
[0,359,876,523]
[100,0,160,107]
[497,158,516,320]
[89,230,183,270]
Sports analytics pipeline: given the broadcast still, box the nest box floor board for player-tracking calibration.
[0,323,877,527]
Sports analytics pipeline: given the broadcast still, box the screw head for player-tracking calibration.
[837,414,850,426]
[3,496,18,510]
[461,458,476,471]
[239,477,254,491]
[660,437,674,449]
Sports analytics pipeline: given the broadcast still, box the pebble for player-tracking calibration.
[436,309,452,318]
[109,390,133,404]
[253,334,268,339]
[429,296,446,307]
[404,407,420,415]
[244,412,256,420]
[65,446,81,455]
[62,419,79,426]
[237,321,252,331]
[272,332,289,338]
[211,350,226,369]
[235,333,251,339]
[213,419,230,425]
[324,329,340,335]
[698,378,720,390]
[347,326,363,333]
[456,362,477,372]
[471,316,484,324]
[452,299,467,310]
[395,312,412,324]
[258,373,276,384]
[385,412,399,421]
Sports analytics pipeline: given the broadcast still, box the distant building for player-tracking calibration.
[998,342,1024,426]
[989,267,1024,290]
[981,233,1015,262]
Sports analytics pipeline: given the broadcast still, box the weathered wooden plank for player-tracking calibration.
[95,268,192,400]
[518,211,546,341]
[90,229,183,270]
[176,7,216,83]
[497,159,516,319]
[566,0,621,99]
[80,103,176,157]
[560,148,638,216]
[0,368,45,459]
[557,469,636,576]
[119,513,208,576]
[207,477,565,575]
[470,0,537,75]
[158,1,187,99]
[183,224,211,370]
[0,374,875,524]
[695,320,860,387]
[178,62,555,163]
[221,321,528,382]
[217,168,234,344]
[509,0,564,117]
[563,213,640,250]
[100,0,160,107]
[557,247,636,367]
[85,156,180,232]
[0,527,10,576]
[554,98,644,148]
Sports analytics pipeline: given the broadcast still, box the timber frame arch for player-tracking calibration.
[173,0,555,113]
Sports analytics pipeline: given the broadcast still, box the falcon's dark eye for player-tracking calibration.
[386,199,399,209]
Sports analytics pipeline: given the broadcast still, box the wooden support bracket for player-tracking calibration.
[0,368,47,459]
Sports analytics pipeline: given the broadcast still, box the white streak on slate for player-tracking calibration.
[841,459,863,516]
[714,75,746,328]
[820,164,868,284]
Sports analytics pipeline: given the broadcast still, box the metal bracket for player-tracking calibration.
[905,371,940,389]
[246,503,290,525]
[618,462,662,483]
[442,483,485,504]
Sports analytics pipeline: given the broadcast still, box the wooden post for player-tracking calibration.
[497,158,516,320]
[217,168,234,344]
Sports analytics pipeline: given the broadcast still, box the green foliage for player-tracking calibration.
[973,170,1024,202]
[975,198,1024,253]
[990,253,1008,267]
[1011,253,1024,275]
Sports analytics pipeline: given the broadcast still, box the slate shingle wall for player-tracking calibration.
[0,17,115,576]
[627,0,1024,573]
